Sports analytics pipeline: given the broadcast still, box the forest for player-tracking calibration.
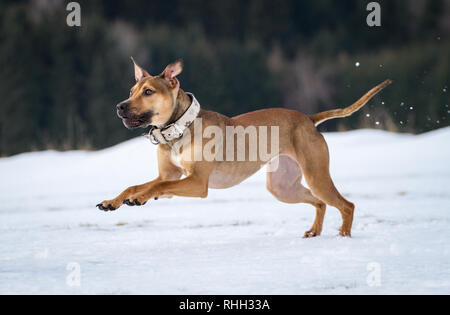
[0,0,448,156]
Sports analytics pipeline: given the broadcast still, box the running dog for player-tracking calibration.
[97,59,391,237]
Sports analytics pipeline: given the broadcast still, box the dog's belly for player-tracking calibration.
[208,162,263,189]
[208,170,244,188]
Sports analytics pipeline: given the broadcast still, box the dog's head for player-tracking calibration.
[116,58,183,129]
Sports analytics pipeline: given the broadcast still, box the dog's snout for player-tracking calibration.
[117,102,129,112]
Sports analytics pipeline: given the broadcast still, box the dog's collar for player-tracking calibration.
[143,92,200,145]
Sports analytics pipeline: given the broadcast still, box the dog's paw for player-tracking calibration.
[122,193,160,207]
[123,198,147,207]
[303,230,320,238]
[96,200,121,212]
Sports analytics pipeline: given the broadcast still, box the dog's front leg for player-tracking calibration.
[126,176,209,206]
[96,177,164,211]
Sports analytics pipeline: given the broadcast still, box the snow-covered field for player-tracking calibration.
[1,128,449,295]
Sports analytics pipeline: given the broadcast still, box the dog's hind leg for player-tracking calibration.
[266,155,326,238]
[294,130,355,237]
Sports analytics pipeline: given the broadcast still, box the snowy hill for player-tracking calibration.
[1,128,449,294]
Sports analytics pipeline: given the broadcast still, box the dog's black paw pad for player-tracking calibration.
[154,197,159,201]
[124,199,133,206]
[97,204,110,211]
[133,199,142,206]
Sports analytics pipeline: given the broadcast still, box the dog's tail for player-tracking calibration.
[309,79,393,127]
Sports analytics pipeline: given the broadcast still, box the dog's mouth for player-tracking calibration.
[118,112,152,129]
[122,118,145,129]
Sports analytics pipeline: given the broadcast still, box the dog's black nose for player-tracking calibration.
[117,102,129,111]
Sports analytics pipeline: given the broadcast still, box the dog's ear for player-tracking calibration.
[131,57,151,82]
[161,60,183,88]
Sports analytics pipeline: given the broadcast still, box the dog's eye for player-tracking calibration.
[144,89,154,96]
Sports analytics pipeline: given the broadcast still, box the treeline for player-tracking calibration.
[0,0,448,156]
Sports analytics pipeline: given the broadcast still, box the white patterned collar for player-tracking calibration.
[143,93,200,145]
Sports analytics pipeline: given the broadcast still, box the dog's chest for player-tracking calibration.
[170,148,186,173]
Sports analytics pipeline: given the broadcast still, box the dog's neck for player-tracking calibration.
[145,89,200,145]
[166,89,192,127]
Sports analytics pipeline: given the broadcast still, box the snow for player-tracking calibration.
[1,128,449,295]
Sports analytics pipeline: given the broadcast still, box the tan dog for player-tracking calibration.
[97,59,392,237]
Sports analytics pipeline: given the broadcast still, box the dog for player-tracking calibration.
[97,58,391,237]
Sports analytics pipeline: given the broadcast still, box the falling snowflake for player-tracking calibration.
[366,114,371,117]
[376,122,380,125]
[355,62,360,67]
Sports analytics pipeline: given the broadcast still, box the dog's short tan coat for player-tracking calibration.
[97,60,391,237]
